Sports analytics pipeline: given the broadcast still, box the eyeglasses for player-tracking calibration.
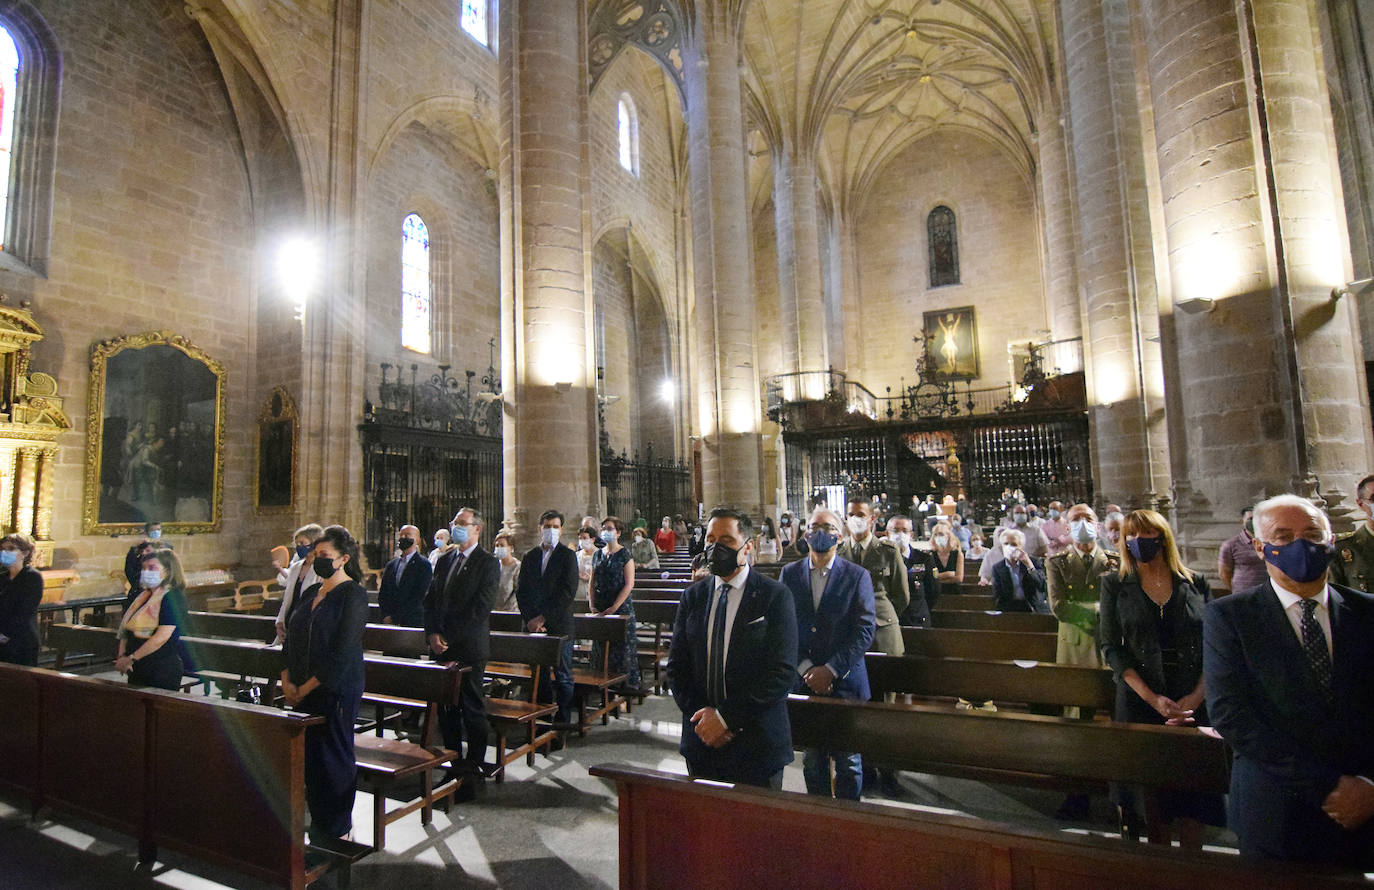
[810,523,840,534]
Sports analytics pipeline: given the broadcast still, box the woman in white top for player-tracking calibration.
[756,516,781,564]
[493,531,521,611]
[428,528,452,567]
[575,525,597,602]
[629,527,659,569]
[275,522,323,642]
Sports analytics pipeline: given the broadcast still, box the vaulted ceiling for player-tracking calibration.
[740,0,1056,213]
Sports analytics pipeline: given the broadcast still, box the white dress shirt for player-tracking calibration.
[705,564,750,699]
[797,553,837,678]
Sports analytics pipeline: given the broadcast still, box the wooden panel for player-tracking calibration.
[41,676,145,833]
[902,627,1058,662]
[865,654,1114,711]
[184,611,277,642]
[0,664,41,795]
[929,610,1058,633]
[632,600,678,625]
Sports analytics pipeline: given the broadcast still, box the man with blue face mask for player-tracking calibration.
[1205,494,1374,867]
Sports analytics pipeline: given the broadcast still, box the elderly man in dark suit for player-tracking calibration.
[667,507,797,788]
[782,506,875,800]
[1205,494,1374,868]
[424,506,499,793]
[515,509,580,730]
[378,524,433,627]
[991,528,1050,614]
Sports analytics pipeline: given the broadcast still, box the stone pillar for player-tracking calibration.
[1142,0,1371,526]
[684,10,763,514]
[1060,0,1152,505]
[500,0,598,535]
[1036,105,1082,346]
[773,144,828,378]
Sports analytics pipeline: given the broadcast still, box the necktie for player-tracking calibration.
[1299,599,1334,704]
[709,584,730,705]
[1083,553,1093,574]
[448,550,467,586]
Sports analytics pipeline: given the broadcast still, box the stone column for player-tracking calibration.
[500,0,598,535]
[773,144,828,378]
[1142,0,1371,525]
[1060,0,1152,505]
[684,10,763,514]
[1035,105,1082,346]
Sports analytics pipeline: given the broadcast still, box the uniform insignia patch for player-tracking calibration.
[1344,549,1355,563]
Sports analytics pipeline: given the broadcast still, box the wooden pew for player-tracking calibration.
[928,610,1058,633]
[633,599,678,694]
[488,612,630,733]
[180,636,467,850]
[589,764,1361,890]
[901,627,1058,662]
[0,663,368,888]
[865,653,1114,713]
[933,593,998,611]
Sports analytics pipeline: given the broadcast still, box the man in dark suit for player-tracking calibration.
[990,529,1049,613]
[887,515,935,622]
[782,506,875,800]
[515,509,579,728]
[1205,494,1374,868]
[378,524,433,627]
[667,507,797,788]
[424,507,498,790]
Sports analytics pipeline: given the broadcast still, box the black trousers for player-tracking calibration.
[439,659,488,770]
[302,688,359,841]
[127,651,184,691]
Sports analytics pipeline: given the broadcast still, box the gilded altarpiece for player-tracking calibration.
[0,299,71,567]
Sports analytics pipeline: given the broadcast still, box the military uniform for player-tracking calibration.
[1331,524,1374,594]
[837,536,908,656]
[1046,546,1118,668]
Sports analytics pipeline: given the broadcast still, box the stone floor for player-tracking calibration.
[0,693,1238,889]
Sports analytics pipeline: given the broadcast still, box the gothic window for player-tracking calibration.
[927,205,959,288]
[460,0,490,47]
[617,95,639,176]
[401,213,432,354]
[0,12,59,276]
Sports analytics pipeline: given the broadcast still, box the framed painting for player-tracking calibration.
[922,306,979,381]
[255,386,297,510]
[83,331,225,534]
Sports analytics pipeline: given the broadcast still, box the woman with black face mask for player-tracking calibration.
[1098,509,1221,847]
[280,525,368,843]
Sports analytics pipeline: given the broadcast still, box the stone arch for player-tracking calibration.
[368,93,500,181]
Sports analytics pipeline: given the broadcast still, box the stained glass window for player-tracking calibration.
[0,27,19,251]
[617,96,638,175]
[460,0,488,47]
[928,205,959,288]
[401,214,431,354]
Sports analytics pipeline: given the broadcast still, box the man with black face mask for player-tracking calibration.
[1205,494,1374,868]
[666,507,797,788]
[1330,473,1374,594]
[377,524,432,627]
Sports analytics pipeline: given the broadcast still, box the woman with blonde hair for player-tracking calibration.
[1099,509,1221,846]
[115,547,188,690]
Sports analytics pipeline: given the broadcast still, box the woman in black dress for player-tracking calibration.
[926,520,965,610]
[114,547,188,690]
[1099,509,1222,847]
[0,533,43,666]
[591,516,641,692]
[280,525,368,843]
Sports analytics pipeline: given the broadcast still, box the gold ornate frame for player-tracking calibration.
[254,385,297,512]
[83,330,226,535]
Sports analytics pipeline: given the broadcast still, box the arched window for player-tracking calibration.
[0,26,18,250]
[927,205,959,288]
[0,10,58,276]
[617,95,639,176]
[460,1,490,47]
[401,214,432,354]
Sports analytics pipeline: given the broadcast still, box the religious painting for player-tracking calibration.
[84,331,225,534]
[255,386,297,510]
[922,306,979,381]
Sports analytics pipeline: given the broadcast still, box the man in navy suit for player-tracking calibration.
[424,507,499,791]
[515,509,580,728]
[1205,494,1374,868]
[990,529,1050,614]
[782,506,876,800]
[667,507,798,788]
[378,524,433,627]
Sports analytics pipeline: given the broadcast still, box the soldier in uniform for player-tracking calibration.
[838,495,910,797]
[1046,502,1118,820]
[1330,475,1374,593]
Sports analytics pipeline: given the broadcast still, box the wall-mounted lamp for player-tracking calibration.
[1176,297,1214,315]
[1331,277,1374,301]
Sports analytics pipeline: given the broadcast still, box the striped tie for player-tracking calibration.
[708,584,730,705]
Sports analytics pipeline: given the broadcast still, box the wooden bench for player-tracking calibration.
[488,611,629,734]
[933,593,998,611]
[928,610,1058,633]
[180,635,467,850]
[865,653,1114,713]
[0,662,369,888]
[901,627,1058,662]
[633,599,678,694]
[37,594,128,636]
[46,623,204,693]
[589,763,1361,890]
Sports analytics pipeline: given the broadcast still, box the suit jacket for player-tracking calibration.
[781,557,875,700]
[837,537,908,655]
[1204,580,1374,864]
[897,545,937,622]
[424,545,498,664]
[991,558,1049,613]
[1047,547,1117,637]
[515,544,579,637]
[377,551,433,627]
[667,569,798,782]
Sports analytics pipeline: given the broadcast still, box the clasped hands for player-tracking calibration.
[114,655,135,675]
[1152,691,1202,725]
[690,707,734,748]
[282,679,303,707]
[803,664,836,695]
[1323,775,1374,830]
[427,633,448,656]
